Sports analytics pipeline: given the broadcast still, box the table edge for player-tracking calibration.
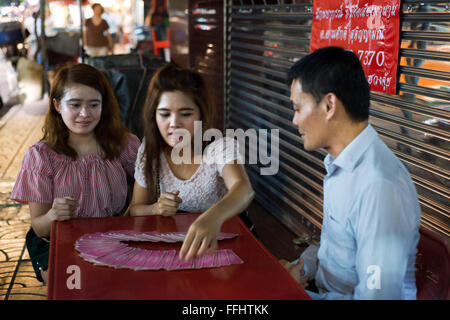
[234,216,311,300]
[47,220,57,300]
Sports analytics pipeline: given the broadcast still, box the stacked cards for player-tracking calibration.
[75,230,243,271]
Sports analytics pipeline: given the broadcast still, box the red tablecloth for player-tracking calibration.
[47,213,311,300]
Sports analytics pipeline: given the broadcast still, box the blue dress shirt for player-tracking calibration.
[300,124,421,300]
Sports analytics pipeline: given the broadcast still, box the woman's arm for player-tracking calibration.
[83,28,87,47]
[129,182,156,216]
[210,163,255,218]
[106,30,113,54]
[29,197,78,238]
[179,163,255,260]
[29,202,53,238]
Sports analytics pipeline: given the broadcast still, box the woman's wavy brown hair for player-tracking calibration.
[142,63,216,202]
[43,63,129,160]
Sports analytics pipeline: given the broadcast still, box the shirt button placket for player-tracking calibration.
[82,158,89,215]
[84,159,89,198]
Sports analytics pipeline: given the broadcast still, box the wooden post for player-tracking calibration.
[78,0,84,63]
[39,0,48,95]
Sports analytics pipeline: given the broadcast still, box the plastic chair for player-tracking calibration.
[415,226,450,300]
[151,28,171,56]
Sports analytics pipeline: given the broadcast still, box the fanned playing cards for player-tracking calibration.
[75,231,243,270]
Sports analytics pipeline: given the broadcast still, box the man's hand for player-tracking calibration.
[279,258,310,288]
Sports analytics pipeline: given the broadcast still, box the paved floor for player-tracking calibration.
[0,96,48,300]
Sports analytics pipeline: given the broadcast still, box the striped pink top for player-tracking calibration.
[11,134,140,218]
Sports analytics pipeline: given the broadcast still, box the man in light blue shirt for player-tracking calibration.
[281,46,421,299]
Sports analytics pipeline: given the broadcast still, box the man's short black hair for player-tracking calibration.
[287,46,370,122]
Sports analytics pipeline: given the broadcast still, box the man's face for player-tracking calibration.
[290,79,328,151]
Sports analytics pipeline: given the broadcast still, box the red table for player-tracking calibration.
[47,213,311,300]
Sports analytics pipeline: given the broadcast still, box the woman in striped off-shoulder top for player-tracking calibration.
[11,63,140,284]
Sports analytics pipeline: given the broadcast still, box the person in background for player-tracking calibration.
[280,46,421,299]
[23,9,40,61]
[102,8,119,52]
[129,63,255,261]
[144,0,168,41]
[11,63,140,284]
[83,3,113,57]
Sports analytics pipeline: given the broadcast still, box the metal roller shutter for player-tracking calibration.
[225,0,450,240]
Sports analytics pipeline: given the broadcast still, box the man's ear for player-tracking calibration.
[324,93,338,121]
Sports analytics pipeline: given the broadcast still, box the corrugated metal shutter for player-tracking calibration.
[225,0,450,240]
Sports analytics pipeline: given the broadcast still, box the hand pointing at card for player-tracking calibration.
[179,210,223,261]
[178,164,255,261]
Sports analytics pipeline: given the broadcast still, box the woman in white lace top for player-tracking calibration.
[130,64,255,261]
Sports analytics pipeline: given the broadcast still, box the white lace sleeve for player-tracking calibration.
[204,137,244,176]
[134,139,147,188]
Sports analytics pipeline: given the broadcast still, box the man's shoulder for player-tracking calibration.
[351,136,418,210]
[357,135,408,180]
[354,137,419,206]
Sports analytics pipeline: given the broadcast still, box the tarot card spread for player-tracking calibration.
[75,231,243,270]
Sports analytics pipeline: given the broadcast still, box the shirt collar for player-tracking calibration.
[324,124,377,174]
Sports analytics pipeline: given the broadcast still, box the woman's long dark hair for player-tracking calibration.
[43,63,129,160]
[141,63,216,202]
